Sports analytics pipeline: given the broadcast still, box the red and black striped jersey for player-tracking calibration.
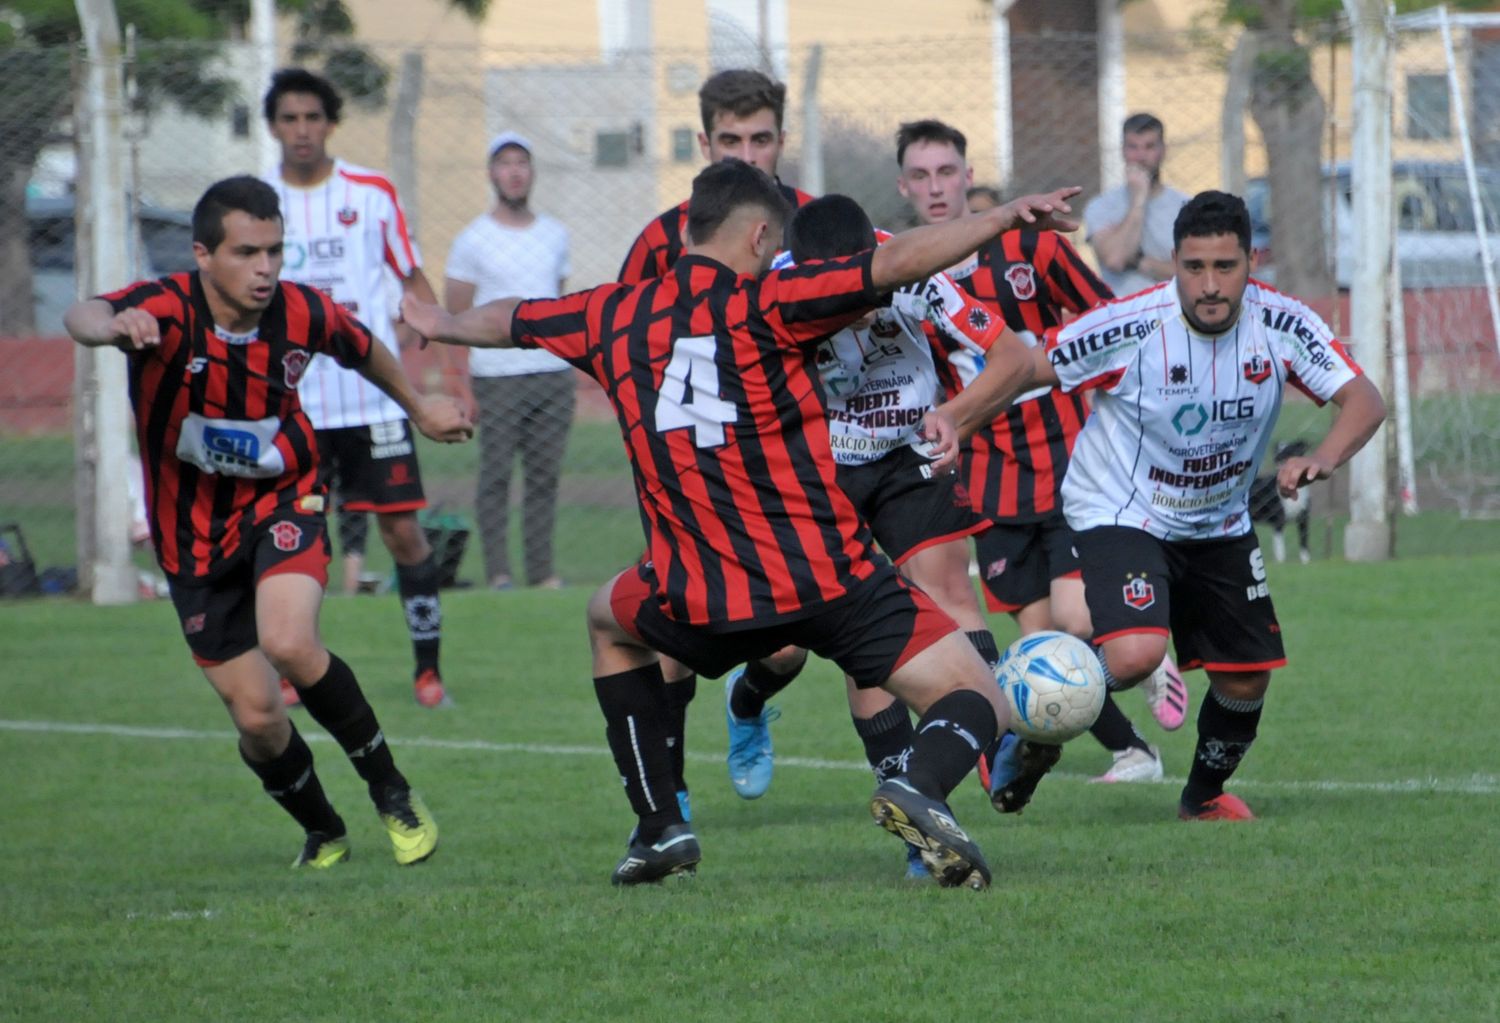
[515,251,883,627]
[617,182,815,284]
[101,272,372,580]
[947,230,1113,522]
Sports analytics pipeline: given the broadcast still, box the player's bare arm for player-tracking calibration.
[871,188,1081,292]
[401,294,523,349]
[393,268,441,350]
[64,299,161,349]
[1277,375,1386,496]
[357,339,473,443]
[438,277,479,415]
[932,330,1047,441]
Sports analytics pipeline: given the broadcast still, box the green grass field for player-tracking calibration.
[3,551,1498,1021]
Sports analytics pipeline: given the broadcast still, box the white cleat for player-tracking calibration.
[1091,744,1164,783]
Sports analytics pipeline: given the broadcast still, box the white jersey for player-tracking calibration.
[1050,279,1361,540]
[815,271,1001,465]
[445,212,571,377]
[265,159,423,429]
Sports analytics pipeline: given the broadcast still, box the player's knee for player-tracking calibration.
[230,694,286,743]
[760,644,806,676]
[258,628,323,681]
[1101,636,1165,686]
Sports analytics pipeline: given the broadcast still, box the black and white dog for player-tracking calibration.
[1249,440,1313,564]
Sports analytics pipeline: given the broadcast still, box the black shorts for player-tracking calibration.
[1074,525,1286,673]
[973,512,1080,612]
[317,420,426,514]
[166,511,331,667]
[612,561,957,688]
[836,446,989,564]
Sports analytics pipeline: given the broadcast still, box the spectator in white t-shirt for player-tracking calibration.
[444,132,574,590]
[1084,112,1190,298]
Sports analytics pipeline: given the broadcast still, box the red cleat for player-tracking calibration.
[280,677,301,708]
[413,668,451,708]
[1179,792,1255,821]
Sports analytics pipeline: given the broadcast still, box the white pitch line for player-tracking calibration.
[3,717,1497,797]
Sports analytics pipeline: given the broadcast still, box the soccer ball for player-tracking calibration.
[995,631,1107,745]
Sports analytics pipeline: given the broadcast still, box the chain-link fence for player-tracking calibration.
[4,20,1500,599]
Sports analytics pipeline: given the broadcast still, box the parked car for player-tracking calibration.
[27,195,194,334]
[1245,161,1500,289]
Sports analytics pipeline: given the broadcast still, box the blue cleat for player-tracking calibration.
[904,842,931,881]
[987,732,1062,814]
[725,670,780,799]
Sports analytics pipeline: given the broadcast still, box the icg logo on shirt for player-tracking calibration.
[1172,397,1256,436]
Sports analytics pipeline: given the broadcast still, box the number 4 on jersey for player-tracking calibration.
[655,335,737,448]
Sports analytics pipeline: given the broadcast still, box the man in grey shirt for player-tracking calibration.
[1084,112,1189,297]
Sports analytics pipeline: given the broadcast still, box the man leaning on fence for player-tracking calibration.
[62,175,471,869]
[444,132,574,591]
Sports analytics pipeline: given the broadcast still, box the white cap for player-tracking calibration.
[487,131,533,160]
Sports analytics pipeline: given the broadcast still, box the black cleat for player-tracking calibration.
[988,734,1062,814]
[870,778,991,891]
[611,823,701,885]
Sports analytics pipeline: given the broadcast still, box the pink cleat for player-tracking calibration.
[1139,655,1188,731]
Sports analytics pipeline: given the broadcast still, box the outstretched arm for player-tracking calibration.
[401,294,523,349]
[934,338,1056,441]
[870,188,1082,293]
[358,340,473,443]
[64,299,158,349]
[1277,375,1386,496]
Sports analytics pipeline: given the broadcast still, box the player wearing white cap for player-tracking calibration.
[262,67,451,709]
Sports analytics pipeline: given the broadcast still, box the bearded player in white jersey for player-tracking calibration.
[262,68,451,709]
[1008,190,1385,820]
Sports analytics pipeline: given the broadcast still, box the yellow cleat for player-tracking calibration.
[292,831,350,869]
[374,785,438,866]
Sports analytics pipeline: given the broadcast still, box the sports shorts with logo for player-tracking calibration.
[1074,525,1286,673]
[611,560,957,688]
[167,510,331,666]
[835,445,989,565]
[316,420,426,514]
[973,511,1080,612]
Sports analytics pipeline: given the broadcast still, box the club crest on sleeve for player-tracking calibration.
[337,207,359,227]
[1004,263,1037,300]
[282,349,310,388]
[1122,574,1155,610]
[1243,353,1272,384]
[270,521,304,552]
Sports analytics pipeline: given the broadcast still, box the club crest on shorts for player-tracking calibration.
[1004,263,1037,300]
[183,613,206,635]
[270,521,303,552]
[985,558,1008,580]
[282,349,310,388]
[1122,574,1155,610]
[337,207,359,227]
[1243,352,1273,384]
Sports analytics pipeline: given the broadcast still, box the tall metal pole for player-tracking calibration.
[1097,0,1126,192]
[74,0,137,604]
[1342,0,1392,560]
[991,0,1019,191]
[249,0,277,176]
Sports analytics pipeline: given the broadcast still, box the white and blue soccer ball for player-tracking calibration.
[995,631,1107,745]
